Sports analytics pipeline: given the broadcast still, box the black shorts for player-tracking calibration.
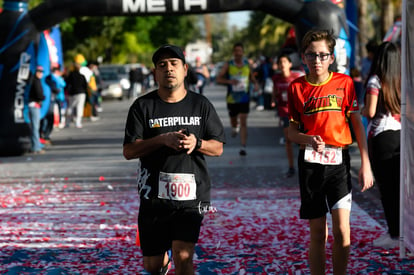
[227,102,250,117]
[298,149,352,219]
[138,199,204,256]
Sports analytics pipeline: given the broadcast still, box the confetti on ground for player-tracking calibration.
[0,181,412,274]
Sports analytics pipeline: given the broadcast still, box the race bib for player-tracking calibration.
[281,91,288,102]
[304,145,343,165]
[158,172,197,201]
[231,76,248,92]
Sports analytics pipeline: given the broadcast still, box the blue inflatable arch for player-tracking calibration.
[0,0,350,156]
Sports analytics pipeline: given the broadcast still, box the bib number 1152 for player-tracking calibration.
[304,145,343,165]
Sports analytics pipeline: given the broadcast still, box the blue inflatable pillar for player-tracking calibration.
[0,0,38,156]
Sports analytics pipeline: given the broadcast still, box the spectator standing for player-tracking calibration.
[194,57,210,94]
[361,41,401,249]
[123,44,225,274]
[216,42,258,156]
[256,56,274,111]
[28,66,45,154]
[272,54,303,177]
[288,29,373,274]
[41,66,66,143]
[50,67,67,129]
[65,62,87,128]
[90,62,103,112]
[128,64,145,99]
[86,62,100,121]
[361,40,378,83]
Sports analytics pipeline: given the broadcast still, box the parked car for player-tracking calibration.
[99,65,130,100]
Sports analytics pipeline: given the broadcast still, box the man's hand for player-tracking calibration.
[163,130,197,154]
[163,131,187,151]
[179,131,198,154]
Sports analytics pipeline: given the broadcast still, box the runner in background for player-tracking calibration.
[216,42,259,156]
[271,53,303,178]
[194,57,210,95]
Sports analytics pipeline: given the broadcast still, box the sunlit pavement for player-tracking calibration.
[0,84,412,274]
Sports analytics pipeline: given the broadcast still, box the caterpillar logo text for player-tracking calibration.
[123,0,207,13]
[15,52,31,123]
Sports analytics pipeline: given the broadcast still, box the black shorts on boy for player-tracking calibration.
[298,149,352,219]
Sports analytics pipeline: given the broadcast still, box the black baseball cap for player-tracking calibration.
[152,44,186,65]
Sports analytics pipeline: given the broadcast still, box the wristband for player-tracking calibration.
[195,137,202,150]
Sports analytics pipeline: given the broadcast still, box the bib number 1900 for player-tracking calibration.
[304,145,343,165]
[158,172,197,201]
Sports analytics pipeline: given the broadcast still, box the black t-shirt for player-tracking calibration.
[124,90,225,208]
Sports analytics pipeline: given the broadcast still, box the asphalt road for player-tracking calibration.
[2,83,405,274]
[0,83,383,224]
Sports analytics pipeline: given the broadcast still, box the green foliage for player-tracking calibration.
[239,12,291,59]
[0,0,401,67]
[149,15,201,47]
[211,11,291,62]
[60,15,200,67]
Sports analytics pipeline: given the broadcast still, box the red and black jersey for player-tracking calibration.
[288,72,359,147]
[272,71,303,117]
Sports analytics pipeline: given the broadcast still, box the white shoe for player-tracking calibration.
[231,127,239,138]
[373,234,388,243]
[373,234,398,249]
[256,105,264,111]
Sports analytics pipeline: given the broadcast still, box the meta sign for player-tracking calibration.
[122,0,207,12]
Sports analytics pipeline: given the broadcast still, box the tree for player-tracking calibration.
[357,0,401,62]
[149,15,200,48]
[240,12,291,59]
[358,0,370,60]
[381,0,395,38]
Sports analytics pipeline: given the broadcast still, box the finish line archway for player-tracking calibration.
[0,0,350,156]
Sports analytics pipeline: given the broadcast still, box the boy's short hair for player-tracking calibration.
[277,53,292,63]
[300,29,336,54]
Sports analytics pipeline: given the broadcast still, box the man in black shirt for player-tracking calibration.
[123,45,225,274]
[65,62,87,128]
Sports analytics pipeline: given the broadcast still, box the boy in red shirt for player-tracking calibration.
[288,29,373,275]
[272,53,303,177]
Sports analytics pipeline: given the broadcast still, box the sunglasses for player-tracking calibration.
[304,52,332,61]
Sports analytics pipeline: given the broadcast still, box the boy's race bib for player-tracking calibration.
[304,145,343,165]
[158,172,197,201]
